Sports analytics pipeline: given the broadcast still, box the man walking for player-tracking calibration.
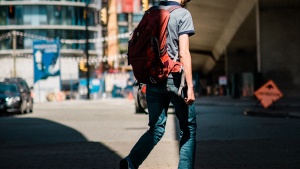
[120,0,196,168]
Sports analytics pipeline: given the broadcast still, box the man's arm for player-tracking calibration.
[179,34,195,105]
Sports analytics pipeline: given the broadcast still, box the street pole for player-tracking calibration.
[128,13,133,33]
[12,30,17,77]
[85,2,90,100]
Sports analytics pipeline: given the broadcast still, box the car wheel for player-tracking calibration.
[25,105,30,114]
[29,98,33,113]
[25,101,32,113]
[20,102,26,114]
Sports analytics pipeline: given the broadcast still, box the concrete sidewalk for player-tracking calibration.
[0,99,181,169]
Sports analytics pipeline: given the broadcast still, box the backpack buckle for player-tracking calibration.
[149,77,157,84]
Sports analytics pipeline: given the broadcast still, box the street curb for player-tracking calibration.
[194,102,256,107]
[244,109,300,119]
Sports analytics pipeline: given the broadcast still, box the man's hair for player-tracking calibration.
[183,0,191,3]
[160,0,192,2]
[181,0,190,7]
[161,0,191,7]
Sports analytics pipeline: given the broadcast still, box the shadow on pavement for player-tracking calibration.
[0,117,121,169]
[173,103,300,168]
[195,139,300,169]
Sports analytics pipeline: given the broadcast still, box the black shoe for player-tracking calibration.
[120,158,128,169]
[119,157,135,169]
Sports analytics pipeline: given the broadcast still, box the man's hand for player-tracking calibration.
[179,34,194,105]
[184,87,195,105]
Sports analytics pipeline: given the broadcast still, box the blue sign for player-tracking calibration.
[79,78,101,93]
[33,40,60,83]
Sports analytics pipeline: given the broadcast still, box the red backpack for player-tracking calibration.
[128,6,182,84]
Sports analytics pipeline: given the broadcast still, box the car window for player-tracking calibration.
[21,81,30,91]
[4,78,30,91]
[0,84,17,93]
[10,85,17,92]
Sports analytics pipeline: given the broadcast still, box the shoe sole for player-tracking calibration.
[120,159,129,169]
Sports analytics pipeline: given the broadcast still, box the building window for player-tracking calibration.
[1,5,96,26]
[133,13,143,23]
[0,7,6,25]
[118,14,127,22]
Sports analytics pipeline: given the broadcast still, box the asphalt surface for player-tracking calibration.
[0,97,299,169]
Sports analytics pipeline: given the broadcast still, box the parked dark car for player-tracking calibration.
[2,77,33,113]
[0,82,29,114]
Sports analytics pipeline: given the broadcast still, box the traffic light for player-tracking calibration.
[142,0,149,12]
[8,6,15,19]
[79,60,88,72]
[100,7,107,25]
[83,9,87,19]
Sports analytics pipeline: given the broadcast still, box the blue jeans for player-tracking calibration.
[127,77,197,169]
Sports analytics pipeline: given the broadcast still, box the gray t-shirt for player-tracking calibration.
[159,2,195,61]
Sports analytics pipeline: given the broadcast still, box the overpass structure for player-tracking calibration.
[187,0,300,98]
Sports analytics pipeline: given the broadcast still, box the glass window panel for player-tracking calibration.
[7,6,16,25]
[118,14,127,22]
[31,6,40,26]
[118,26,128,44]
[0,7,6,25]
[0,31,9,50]
[66,6,74,25]
[88,10,95,26]
[15,6,23,25]
[54,6,62,25]
[23,6,32,25]
[0,4,97,50]
[133,14,143,23]
[39,6,47,25]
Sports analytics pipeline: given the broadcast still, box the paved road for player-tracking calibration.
[0,98,299,169]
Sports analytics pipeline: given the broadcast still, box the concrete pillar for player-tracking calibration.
[259,0,300,98]
[107,0,119,68]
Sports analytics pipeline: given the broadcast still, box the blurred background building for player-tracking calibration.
[0,0,155,101]
[0,0,102,87]
[0,0,299,101]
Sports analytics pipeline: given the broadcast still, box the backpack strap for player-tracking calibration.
[164,6,186,97]
[152,5,181,13]
[166,5,181,13]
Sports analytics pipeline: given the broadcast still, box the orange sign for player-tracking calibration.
[254,80,283,109]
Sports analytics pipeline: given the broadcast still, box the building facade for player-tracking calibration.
[0,0,102,87]
[0,0,156,101]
